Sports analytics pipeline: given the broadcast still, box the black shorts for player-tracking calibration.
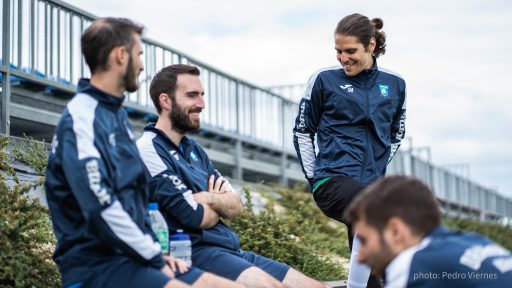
[313,176,366,224]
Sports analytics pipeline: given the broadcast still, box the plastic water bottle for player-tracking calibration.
[148,202,169,255]
[170,229,192,266]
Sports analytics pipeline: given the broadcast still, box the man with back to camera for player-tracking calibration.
[137,64,330,288]
[45,17,242,288]
[345,175,512,288]
[293,13,407,288]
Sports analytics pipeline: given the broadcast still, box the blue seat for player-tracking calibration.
[124,107,146,118]
[15,67,47,90]
[144,113,158,122]
[45,76,75,96]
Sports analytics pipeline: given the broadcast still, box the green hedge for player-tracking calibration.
[2,135,512,286]
[0,136,60,287]
[226,186,348,281]
[444,218,512,250]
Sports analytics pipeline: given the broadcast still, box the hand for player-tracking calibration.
[160,262,176,278]
[208,175,231,194]
[163,255,189,274]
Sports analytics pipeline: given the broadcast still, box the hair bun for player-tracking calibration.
[371,18,384,30]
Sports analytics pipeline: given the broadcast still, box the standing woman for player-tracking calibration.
[293,13,406,288]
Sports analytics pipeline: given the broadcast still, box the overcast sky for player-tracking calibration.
[65,0,512,197]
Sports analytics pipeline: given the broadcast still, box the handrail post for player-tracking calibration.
[1,0,12,135]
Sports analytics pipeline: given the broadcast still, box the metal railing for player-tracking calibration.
[1,0,511,221]
[1,0,297,150]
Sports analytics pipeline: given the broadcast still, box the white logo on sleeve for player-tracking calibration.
[51,134,59,154]
[109,133,116,147]
[168,175,197,210]
[298,102,306,129]
[460,244,510,270]
[493,257,512,273]
[85,159,112,206]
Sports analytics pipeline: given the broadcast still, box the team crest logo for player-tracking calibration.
[379,85,389,97]
[190,151,199,161]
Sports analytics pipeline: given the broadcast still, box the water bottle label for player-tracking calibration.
[170,240,192,266]
[155,230,169,254]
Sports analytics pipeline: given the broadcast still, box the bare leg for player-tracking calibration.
[164,279,192,288]
[282,268,331,288]
[192,272,244,288]
[236,266,285,288]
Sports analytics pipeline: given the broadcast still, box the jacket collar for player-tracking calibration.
[357,57,379,78]
[77,78,125,109]
[143,123,192,150]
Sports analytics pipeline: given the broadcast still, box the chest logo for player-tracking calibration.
[190,151,199,161]
[379,84,389,97]
[170,150,180,161]
[340,84,354,93]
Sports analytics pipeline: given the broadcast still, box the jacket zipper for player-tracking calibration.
[360,78,370,183]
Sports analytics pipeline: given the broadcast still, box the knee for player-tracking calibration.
[237,267,285,288]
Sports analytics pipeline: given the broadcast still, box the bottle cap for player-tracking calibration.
[148,202,158,210]
[170,230,190,241]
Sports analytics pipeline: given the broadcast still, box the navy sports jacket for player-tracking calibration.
[137,124,241,251]
[293,61,406,188]
[386,226,512,287]
[45,79,164,286]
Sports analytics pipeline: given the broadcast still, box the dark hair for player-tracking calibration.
[335,13,386,58]
[81,17,144,74]
[345,176,441,238]
[149,64,201,113]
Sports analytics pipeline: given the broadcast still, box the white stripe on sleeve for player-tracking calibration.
[101,200,161,260]
[68,93,100,160]
[295,132,316,178]
[137,132,167,177]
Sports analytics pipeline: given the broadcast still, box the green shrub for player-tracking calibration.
[3,134,512,286]
[226,187,348,281]
[11,134,48,174]
[443,217,512,250]
[0,135,60,287]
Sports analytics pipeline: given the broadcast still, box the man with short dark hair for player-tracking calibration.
[345,175,512,288]
[137,64,329,288]
[45,18,240,288]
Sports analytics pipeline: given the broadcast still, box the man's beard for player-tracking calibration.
[368,234,394,278]
[169,96,201,134]
[123,55,138,93]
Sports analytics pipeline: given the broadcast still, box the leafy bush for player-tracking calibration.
[0,135,60,287]
[11,134,48,174]
[3,134,512,286]
[226,186,348,281]
[443,217,512,250]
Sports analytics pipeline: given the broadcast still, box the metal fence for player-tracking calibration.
[1,0,511,221]
[0,0,297,151]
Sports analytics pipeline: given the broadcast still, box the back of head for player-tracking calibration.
[335,13,386,58]
[149,64,201,113]
[345,176,441,238]
[81,17,144,74]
